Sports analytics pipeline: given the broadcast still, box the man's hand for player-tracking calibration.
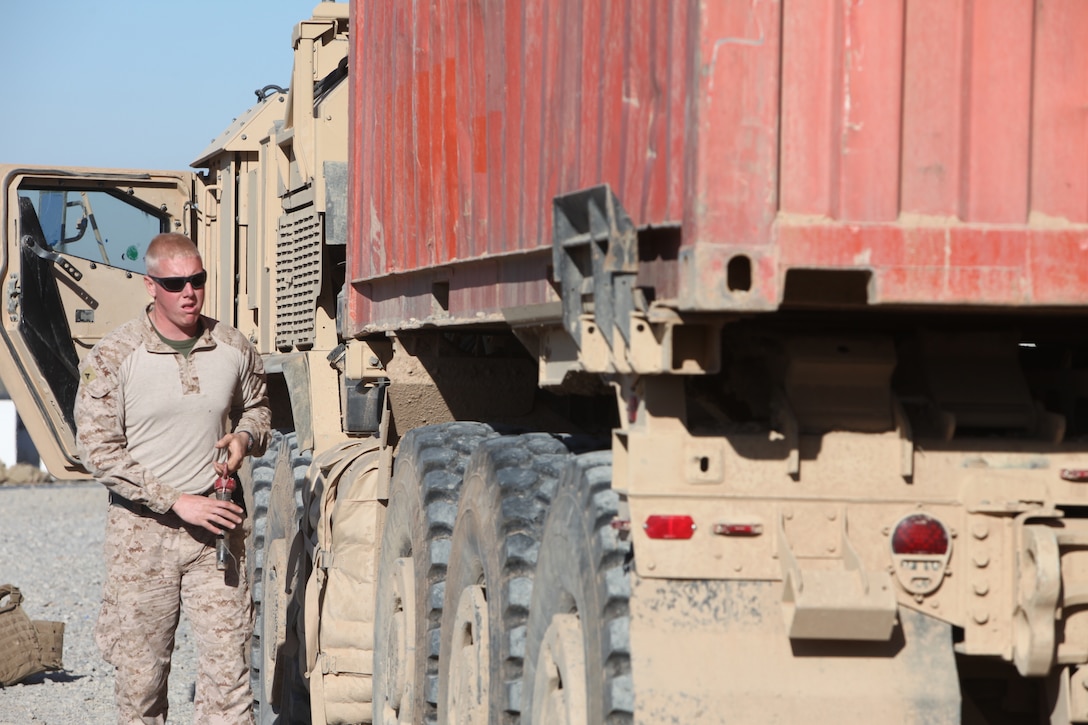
[171,492,244,536]
[213,431,251,477]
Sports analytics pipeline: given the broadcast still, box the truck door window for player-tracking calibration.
[18,188,168,274]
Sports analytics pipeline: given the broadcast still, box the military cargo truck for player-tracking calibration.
[3,1,1088,722]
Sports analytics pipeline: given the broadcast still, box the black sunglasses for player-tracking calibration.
[148,270,207,293]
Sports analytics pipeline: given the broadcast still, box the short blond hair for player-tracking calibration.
[145,233,201,275]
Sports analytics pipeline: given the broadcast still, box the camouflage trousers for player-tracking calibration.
[96,499,253,725]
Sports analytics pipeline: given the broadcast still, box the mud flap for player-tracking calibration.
[629,578,961,724]
[303,440,383,725]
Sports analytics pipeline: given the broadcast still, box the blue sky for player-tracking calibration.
[0,1,324,171]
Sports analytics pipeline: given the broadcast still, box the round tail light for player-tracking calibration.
[891,513,949,555]
[889,512,952,596]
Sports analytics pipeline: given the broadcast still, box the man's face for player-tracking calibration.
[143,254,206,337]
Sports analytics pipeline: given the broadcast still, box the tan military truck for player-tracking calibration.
[3,1,1088,723]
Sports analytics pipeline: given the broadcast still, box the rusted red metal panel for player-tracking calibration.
[963,0,1033,223]
[779,0,837,218]
[346,1,1088,337]
[682,0,781,247]
[900,0,966,217]
[347,0,690,334]
[1033,0,1088,223]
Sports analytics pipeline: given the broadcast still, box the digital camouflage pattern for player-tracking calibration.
[97,504,252,724]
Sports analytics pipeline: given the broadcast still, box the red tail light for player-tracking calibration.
[643,515,695,540]
[713,522,763,536]
[891,514,949,555]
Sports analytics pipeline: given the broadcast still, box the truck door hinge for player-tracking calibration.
[7,274,20,320]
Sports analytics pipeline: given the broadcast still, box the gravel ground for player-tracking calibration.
[0,482,197,724]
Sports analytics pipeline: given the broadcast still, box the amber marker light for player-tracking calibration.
[643,515,696,540]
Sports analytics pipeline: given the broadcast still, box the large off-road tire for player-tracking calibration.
[244,430,280,719]
[246,430,282,611]
[437,433,574,724]
[521,451,633,725]
[246,430,311,724]
[373,422,497,725]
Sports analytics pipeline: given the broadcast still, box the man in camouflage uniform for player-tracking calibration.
[75,233,270,724]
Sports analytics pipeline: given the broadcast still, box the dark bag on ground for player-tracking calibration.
[0,584,64,686]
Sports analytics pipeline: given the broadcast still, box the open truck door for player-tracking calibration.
[0,166,200,479]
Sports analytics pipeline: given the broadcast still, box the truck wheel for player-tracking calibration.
[244,430,280,720]
[249,431,312,724]
[438,433,573,724]
[522,451,633,725]
[374,422,497,725]
[246,430,282,607]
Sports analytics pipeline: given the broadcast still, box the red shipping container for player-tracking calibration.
[346,0,1088,338]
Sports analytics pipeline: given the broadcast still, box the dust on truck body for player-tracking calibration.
[3,0,1088,723]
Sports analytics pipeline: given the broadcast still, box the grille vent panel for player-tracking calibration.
[275,208,322,350]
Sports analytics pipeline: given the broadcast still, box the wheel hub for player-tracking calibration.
[446,584,490,724]
[531,613,588,724]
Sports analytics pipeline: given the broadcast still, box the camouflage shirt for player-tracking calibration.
[74,305,270,514]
